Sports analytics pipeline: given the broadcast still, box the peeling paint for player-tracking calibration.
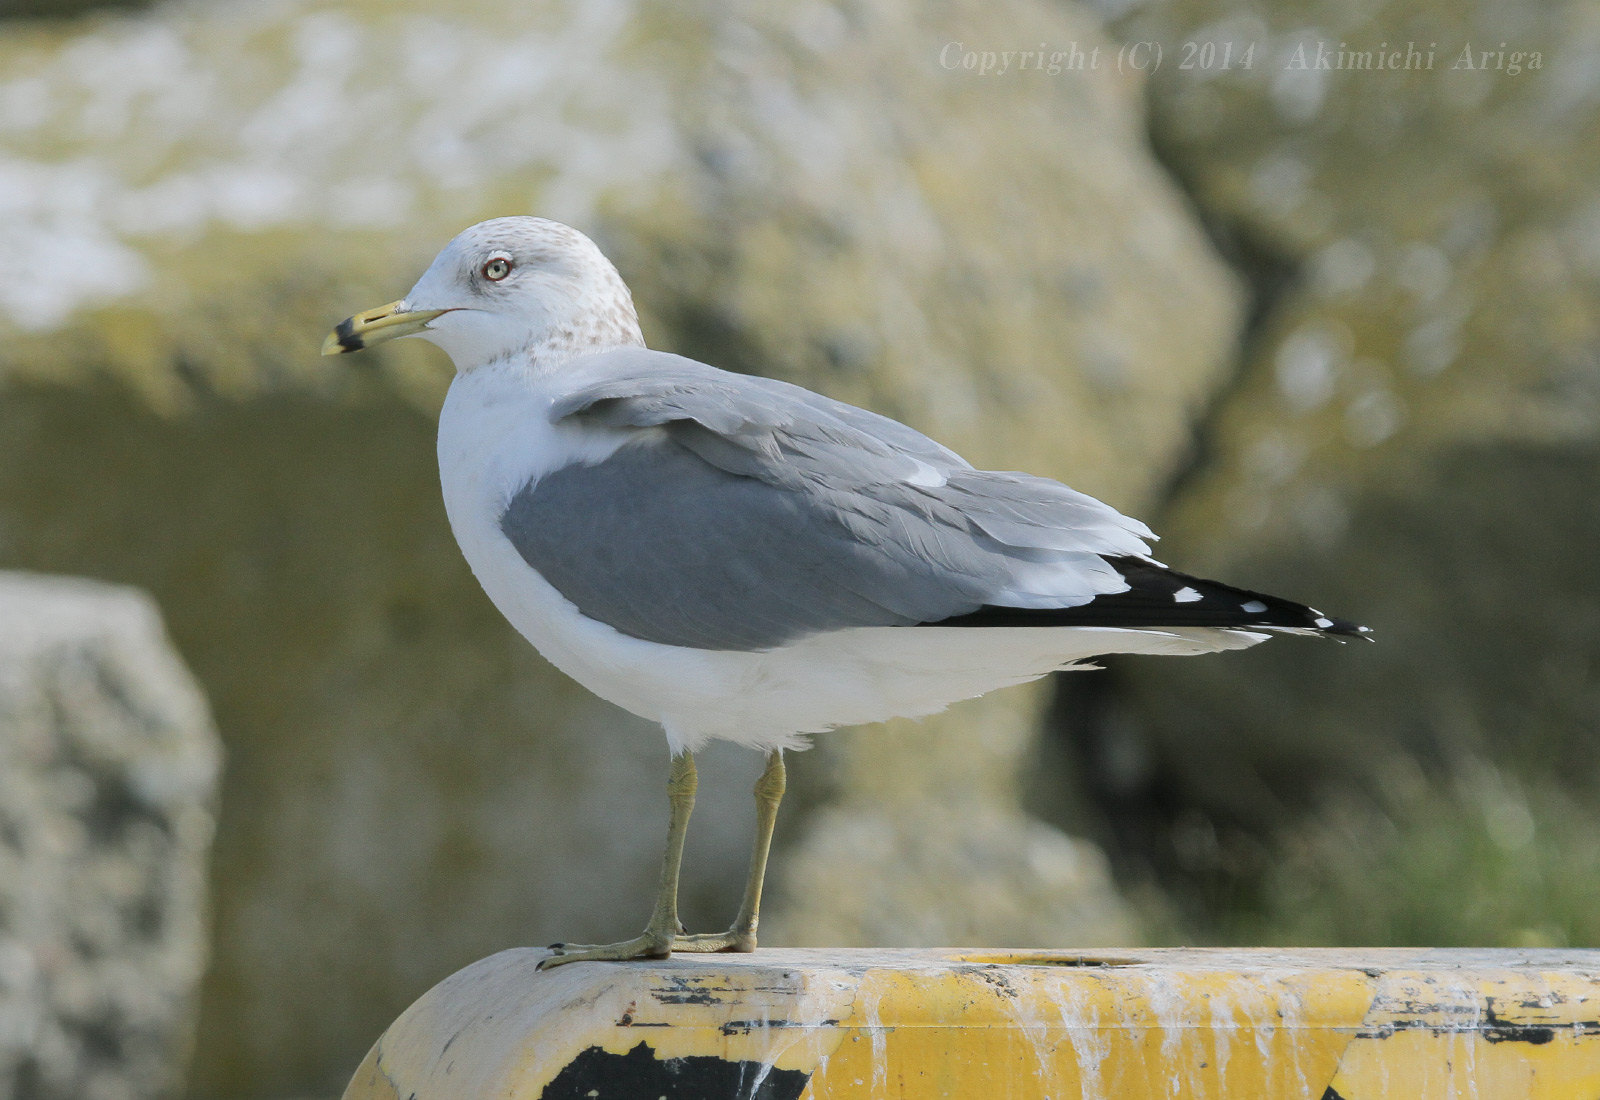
[345,948,1600,1100]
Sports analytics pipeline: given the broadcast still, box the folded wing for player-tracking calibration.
[502,349,1154,650]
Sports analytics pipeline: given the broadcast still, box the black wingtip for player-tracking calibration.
[1305,611,1373,640]
[925,558,1371,640]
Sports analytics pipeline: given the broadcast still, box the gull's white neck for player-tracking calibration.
[434,355,662,724]
[526,313,645,373]
[420,313,644,379]
[436,355,640,534]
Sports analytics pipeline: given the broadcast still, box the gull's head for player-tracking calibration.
[323,216,644,371]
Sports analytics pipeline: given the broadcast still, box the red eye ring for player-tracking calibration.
[482,256,513,281]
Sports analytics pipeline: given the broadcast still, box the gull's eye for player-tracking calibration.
[481,256,513,282]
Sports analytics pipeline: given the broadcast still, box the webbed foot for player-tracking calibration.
[670,928,756,953]
[537,931,675,969]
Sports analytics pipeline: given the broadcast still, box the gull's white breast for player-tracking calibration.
[438,361,708,733]
[439,359,823,750]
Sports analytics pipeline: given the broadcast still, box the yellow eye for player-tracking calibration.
[482,257,512,281]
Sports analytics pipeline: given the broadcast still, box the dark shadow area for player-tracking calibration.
[1044,441,1600,942]
[1,0,149,19]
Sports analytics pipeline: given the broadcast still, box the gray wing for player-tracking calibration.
[503,348,1154,651]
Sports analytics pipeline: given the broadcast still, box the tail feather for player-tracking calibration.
[927,557,1371,639]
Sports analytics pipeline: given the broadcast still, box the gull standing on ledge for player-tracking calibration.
[324,216,1368,968]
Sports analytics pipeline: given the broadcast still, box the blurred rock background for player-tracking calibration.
[0,575,219,1100]
[1043,0,1600,949]
[0,0,1593,1098]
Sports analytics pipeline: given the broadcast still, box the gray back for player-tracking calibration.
[500,349,1153,651]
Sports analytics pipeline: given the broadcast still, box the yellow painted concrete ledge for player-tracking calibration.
[344,947,1600,1100]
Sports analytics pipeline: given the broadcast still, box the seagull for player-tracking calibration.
[323,216,1368,968]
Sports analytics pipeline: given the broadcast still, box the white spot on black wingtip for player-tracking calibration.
[1241,599,1268,614]
[1172,587,1202,603]
[1314,617,1335,629]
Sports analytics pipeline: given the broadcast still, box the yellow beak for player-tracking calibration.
[322,300,447,355]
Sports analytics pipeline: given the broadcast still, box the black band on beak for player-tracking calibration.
[332,316,366,353]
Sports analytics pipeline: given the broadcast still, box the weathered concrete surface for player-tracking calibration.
[0,573,219,1100]
[0,0,1242,1094]
[1063,0,1600,944]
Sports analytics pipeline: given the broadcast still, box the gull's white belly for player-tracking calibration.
[436,362,1258,753]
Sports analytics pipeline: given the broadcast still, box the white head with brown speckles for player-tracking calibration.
[324,217,645,372]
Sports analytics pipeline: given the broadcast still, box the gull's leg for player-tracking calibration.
[674,749,785,953]
[538,751,697,969]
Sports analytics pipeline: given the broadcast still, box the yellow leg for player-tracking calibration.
[538,751,698,969]
[674,749,785,953]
